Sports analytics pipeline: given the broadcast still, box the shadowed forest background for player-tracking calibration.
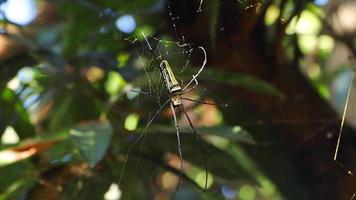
[1,0,356,199]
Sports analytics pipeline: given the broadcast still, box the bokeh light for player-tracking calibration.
[194,171,213,189]
[0,0,37,26]
[264,5,280,25]
[318,35,335,54]
[333,2,356,34]
[124,113,139,131]
[221,185,237,199]
[298,35,318,54]
[18,66,35,84]
[104,183,122,200]
[105,71,127,99]
[158,172,179,190]
[86,66,105,83]
[115,15,136,33]
[239,185,256,200]
[314,0,328,6]
[295,11,321,35]
[1,126,19,144]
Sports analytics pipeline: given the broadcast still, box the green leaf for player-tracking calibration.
[0,130,68,167]
[105,71,127,98]
[0,88,35,139]
[47,87,103,132]
[70,121,113,167]
[0,161,36,199]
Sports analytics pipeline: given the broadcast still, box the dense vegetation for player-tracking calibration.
[1,0,356,199]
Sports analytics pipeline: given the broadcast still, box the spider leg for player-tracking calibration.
[178,79,198,95]
[129,89,151,95]
[181,46,207,91]
[180,104,208,191]
[135,98,171,146]
[181,97,228,107]
[119,99,171,188]
[170,102,184,190]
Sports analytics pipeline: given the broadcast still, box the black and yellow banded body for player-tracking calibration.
[159,60,182,94]
[159,60,182,106]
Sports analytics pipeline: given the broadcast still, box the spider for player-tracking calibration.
[122,32,226,191]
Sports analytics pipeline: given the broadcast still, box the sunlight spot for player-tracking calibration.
[317,84,330,99]
[318,35,334,53]
[158,172,178,190]
[239,185,256,200]
[315,0,328,6]
[295,11,321,34]
[264,5,280,25]
[206,135,229,148]
[1,126,19,144]
[104,183,121,200]
[195,171,213,189]
[124,113,139,131]
[117,53,130,68]
[0,148,36,166]
[18,67,35,84]
[232,126,242,134]
[306,62,321,79]
[221,185,237,199]
[86,66,104,83]
[115,15,136,33]
[258,178,276,197]
[0,0,37,26]
[7,76,20,91]
[298,35,318,54]
[286,17,297,35]
[105,71,126,97]
[334,2,356,34]
[136,26,154,39]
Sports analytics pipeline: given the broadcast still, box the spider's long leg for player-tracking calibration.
[136,98,171,146]
[170,102,184,190]
[179,79,198,95]
[181,97,228,107]
[129,89,151,95]
[119,99,171,188]
[181,46,207,91]
[180,104,208,191]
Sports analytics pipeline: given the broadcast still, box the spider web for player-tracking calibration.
[115,1,356,198]
[3,0,356,199]
[115,0,272,197]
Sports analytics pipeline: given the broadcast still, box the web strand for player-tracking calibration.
[333,72,353,161]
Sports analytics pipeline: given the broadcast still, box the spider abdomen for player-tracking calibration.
[160,60,182,94]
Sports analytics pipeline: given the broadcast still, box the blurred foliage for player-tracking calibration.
[0,0,354,199]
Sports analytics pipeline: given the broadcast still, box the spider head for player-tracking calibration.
[171,95,182,106]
